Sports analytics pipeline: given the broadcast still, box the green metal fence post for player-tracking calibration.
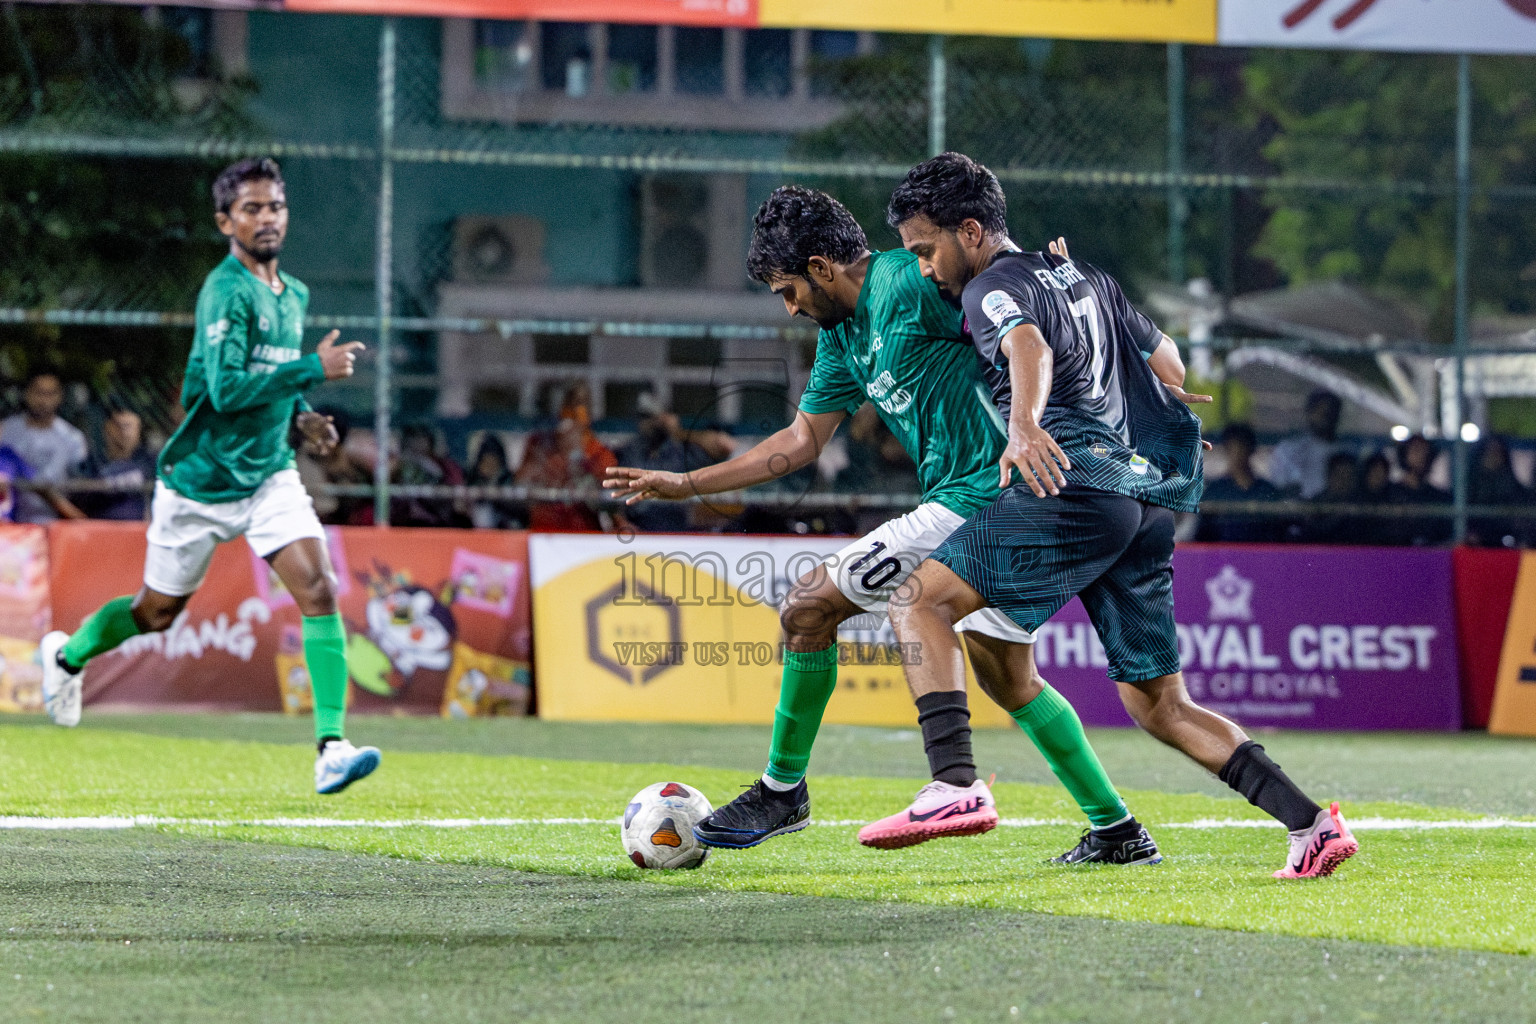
[1451,53,1473,544]
[1166,42,1186,285]
[928,35,946,157]
[373,17,397,527]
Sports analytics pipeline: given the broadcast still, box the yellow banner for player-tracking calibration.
[1489,551,1536,737]
[530,534,1015,728]
[759,0,1217,44]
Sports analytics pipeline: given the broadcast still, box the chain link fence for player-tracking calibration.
[2,7,1533,536]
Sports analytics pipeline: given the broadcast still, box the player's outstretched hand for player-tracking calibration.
[1000,423,1071,497]
[295,411,340,457]
[1164,382,1213,406]
[1160,383,1215,449]
[1048,236,1070,260]
[318,330,366,381]
[604,466,691,504]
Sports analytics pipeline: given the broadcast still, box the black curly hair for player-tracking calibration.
[886,152,1007,236]
[746,185,868,284]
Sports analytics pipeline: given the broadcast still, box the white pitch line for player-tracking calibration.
[2,815,1534,831]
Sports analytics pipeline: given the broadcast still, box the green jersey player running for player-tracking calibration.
[606,186,1158,864]
[40,157,381,796]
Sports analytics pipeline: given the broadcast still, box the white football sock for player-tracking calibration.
[760,773,799,792]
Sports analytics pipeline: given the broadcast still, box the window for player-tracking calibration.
[475,21,533,93]
[674,27,724,96]
[672,384,720,420]
[604,382,648,419]
[668,337,722,367]
[744,29,792,99]
[607,25,657,94]
[533,335,590,364]
[540,22,592,96]
[447,22,873,132]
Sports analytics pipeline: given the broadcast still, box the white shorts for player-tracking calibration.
[144,469,326,596]
[825,502,1036,644]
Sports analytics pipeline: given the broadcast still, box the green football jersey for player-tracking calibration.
[158,254,325,504]
[798,248,1005,517]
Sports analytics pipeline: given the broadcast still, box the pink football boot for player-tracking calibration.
[1273,801,1358,879]
[857,779,999,850]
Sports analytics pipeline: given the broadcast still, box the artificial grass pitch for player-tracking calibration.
[2,724,1532,955]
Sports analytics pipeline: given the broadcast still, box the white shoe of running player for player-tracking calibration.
[315,739,381,795]
[39,631,82,728]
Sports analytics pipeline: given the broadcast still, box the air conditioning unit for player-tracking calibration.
[452,215,550,285]
[639,176,712,289]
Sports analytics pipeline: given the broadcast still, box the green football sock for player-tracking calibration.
[1010,684,1129,829]
[61,596,143,669]
[302,612,348,743]
[764,644,839,786]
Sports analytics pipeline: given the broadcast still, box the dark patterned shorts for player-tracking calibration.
[929,484,1179,683]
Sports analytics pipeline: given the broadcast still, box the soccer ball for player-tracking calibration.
[621,781,713,870]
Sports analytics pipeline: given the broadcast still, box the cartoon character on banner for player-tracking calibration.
[346,561,458,699]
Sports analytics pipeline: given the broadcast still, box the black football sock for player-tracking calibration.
[317,736,341,754]
[1218,741,1323,832]
[916,690,977,787]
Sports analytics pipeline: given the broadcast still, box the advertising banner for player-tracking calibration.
[46,522,531,718]
[530,533,1019,729]
[1218,0,1536,55]
[756,0,1216,43]
[1043,546,1461,730]
[52,0,1217,43]
[532,534,1461,730]
[0,524,50,713]
[1489,550,1536,736]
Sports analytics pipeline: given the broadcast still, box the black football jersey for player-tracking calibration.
[959,250,1204,512]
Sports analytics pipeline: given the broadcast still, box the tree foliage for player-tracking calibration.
[0,5,257,384]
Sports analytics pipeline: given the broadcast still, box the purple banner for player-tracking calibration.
[1036,546,1462,731]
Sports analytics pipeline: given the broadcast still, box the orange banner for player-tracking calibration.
[1489,550,1536,736]
[47,522,531,718]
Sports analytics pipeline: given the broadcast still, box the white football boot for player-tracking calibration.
[39,631,82,728]
[315,739,382,795]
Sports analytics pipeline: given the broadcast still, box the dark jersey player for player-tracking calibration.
[885,153,1357,879]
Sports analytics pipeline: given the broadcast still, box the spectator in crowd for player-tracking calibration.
[81,407,156,520]
[614,393,731,533]
[464,433,523,530]
[0,443,32,523]
[1392,433,1451,546]
[394,422,465,527]
[516,417,617,532]
[0,370,87,523]
[1355,452,1396,544]
[1467,434,1530,548]
[1197,423,1283,542]
[1268,389,1342,499]
[1300,452,1362,544]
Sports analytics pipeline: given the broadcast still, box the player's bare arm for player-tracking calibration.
[997,323,1070,496]
[605,409,843,504]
